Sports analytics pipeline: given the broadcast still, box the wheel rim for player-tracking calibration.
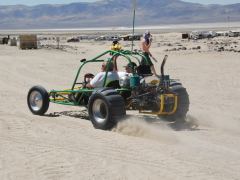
[92,99,108,124]
[29,90,43,111]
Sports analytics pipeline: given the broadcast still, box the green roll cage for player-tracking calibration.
[49,50,147,106]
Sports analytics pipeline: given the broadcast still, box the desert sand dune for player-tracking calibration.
[0,33,240,180]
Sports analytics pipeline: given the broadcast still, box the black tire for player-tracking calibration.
[27,86,49,115]
[170,80,182,87]
[159,84,189,121]
[88,88,126,130]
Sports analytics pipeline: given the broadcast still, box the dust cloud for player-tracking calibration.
[112,115,179,144]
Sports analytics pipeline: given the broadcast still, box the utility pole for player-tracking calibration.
[131,0,136,51]
[56,37,60,49]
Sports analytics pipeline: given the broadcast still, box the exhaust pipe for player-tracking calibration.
[161,55,168,76]
[159,55,170,90]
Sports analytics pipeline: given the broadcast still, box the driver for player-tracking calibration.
[86,62,119,88]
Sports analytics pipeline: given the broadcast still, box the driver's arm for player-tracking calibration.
[86,83,93,88]
[86,72,103,88]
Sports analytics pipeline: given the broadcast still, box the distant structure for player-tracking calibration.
[8,37,17,46]
[182,33,189,39]
[67,37,80,43]
[183,29,240,40]
[185,31,217,40]
[95,35,120,41]
[0,35,10,44]
[18,35,37,49]
[121,34,141,41]
[56,37,60,49]
[228,30,240,37]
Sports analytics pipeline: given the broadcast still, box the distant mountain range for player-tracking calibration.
[0,0,239,29]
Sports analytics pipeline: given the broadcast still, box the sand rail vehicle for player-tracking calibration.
[27,50,189,130]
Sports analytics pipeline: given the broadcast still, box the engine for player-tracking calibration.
[131,84,160,111]
[119,74,161,111]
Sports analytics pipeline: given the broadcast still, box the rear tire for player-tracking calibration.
[27,86,49,115]
[159,84,189,121]
[88,88,126,130]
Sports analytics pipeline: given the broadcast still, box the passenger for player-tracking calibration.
[86,62,119,88]
[117,62,137,79]
[110,37,122,53]
[110,37,122,63]
[140,30,159,77]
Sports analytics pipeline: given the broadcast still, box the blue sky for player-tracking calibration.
[0,0,239,6]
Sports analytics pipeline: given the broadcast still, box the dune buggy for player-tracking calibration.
[27,50,189,130]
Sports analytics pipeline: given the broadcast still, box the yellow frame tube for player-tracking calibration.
[139,94,178,115]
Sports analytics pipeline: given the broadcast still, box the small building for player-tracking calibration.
[229,30,240,37]
[0,35,10,44]
[18,35,37,49]
[8,37,17,46]
[182,33,189,39]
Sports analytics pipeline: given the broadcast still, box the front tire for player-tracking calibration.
[88,89,126,130]
[27,86,49,115]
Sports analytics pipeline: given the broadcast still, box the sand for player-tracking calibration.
[0,32,240,180]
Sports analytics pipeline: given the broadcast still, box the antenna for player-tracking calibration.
[131,0,136,51]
